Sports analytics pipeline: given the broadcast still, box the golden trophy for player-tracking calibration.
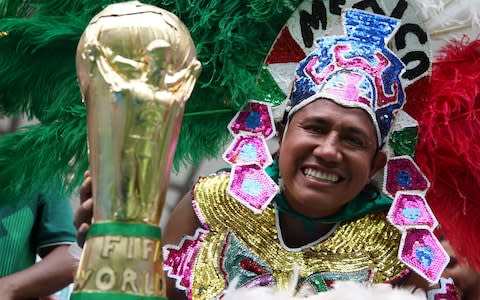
[72,1,201,299]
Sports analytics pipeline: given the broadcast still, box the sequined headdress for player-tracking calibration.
[286,10,405,145]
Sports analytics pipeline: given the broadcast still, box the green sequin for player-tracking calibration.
[305,274,329,292]
[255,66,286,106]
[389,127,418,157]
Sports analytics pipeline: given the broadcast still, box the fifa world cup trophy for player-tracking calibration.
[72,1,201,299]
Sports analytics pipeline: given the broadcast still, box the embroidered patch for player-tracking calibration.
[384,156,430,199]
[223,135,273,167]
[387,192,438,230]
[228,101,275,140]
[399,229,449,283]
[228,164,279,214]
[163,228,208,294]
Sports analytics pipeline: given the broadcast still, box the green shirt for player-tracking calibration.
[0,190,76,276]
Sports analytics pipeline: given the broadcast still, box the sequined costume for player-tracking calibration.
[163,9,454,299]
[164,173,409,299]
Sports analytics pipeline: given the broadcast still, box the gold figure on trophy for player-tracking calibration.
[72,1,201,299]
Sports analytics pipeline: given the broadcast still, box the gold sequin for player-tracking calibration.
[191,174,407,299]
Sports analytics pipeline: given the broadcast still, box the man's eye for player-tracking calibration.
[344,135,365,147]
[304,126,326,134]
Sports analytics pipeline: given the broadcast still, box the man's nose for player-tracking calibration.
[313,133,342,162]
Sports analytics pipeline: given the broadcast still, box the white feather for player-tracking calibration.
[224,281,426,300]
[412,0,480,56]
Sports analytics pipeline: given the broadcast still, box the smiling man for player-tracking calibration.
[278,99,386,220]
[159,9,452,300]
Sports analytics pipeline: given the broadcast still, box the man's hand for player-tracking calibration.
[74,171,93,247]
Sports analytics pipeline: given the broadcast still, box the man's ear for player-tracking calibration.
[369,150,387,178]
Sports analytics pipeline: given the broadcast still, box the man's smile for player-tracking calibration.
[302,168,341,183]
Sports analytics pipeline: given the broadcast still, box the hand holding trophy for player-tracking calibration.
[72,1,200,299]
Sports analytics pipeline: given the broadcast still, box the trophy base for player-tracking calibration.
[73,222,166,299]
[71,291,168,299]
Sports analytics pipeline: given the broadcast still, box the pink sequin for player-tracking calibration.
[384,156,429,199]
[388,193,437,229]
[320,71,372,106]
[304,44,398,110]
[223,135,273,167]
[400,229,449,283]
[334,44,398,107]
[228,102,275,139]
[228,164,278,214]
[163,229,207,295]
[242,274,275,288]
[305,56,332,85]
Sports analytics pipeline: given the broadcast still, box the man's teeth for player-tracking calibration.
[304,168,339,183]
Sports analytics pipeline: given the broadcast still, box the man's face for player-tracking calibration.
[278,99,386,218]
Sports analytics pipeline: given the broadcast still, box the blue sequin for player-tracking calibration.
[402,207,421,222]
[242,179,262,196]
[416,246,434,268]
[244,112,261,130]
[396,170,412,187]
[113,91,124,102]
[240,144,258,162]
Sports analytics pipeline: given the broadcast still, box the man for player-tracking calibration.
[159,9,451,299]
[0,181,77,299]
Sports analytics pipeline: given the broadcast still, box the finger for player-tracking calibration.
[77,223,91,248]
[74,198,93,229]
[84,170,90,179]
[79,176,92,204]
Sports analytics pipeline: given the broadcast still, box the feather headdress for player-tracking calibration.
[0,0,302,206]
[406,0,480,272]
[407,39,480,272]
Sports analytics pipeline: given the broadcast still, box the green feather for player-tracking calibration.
[0,17,85,120]
[0,0,33,17]
[0,107,88,203]
[0,0,301,207]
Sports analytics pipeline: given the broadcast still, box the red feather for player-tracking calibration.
[405,37,480,271]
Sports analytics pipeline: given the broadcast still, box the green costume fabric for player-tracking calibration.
[0,187,76,276]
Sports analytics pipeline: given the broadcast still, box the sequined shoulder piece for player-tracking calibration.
[192,173,272,230]
[192,174,408,287]
[319,212,408,283]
